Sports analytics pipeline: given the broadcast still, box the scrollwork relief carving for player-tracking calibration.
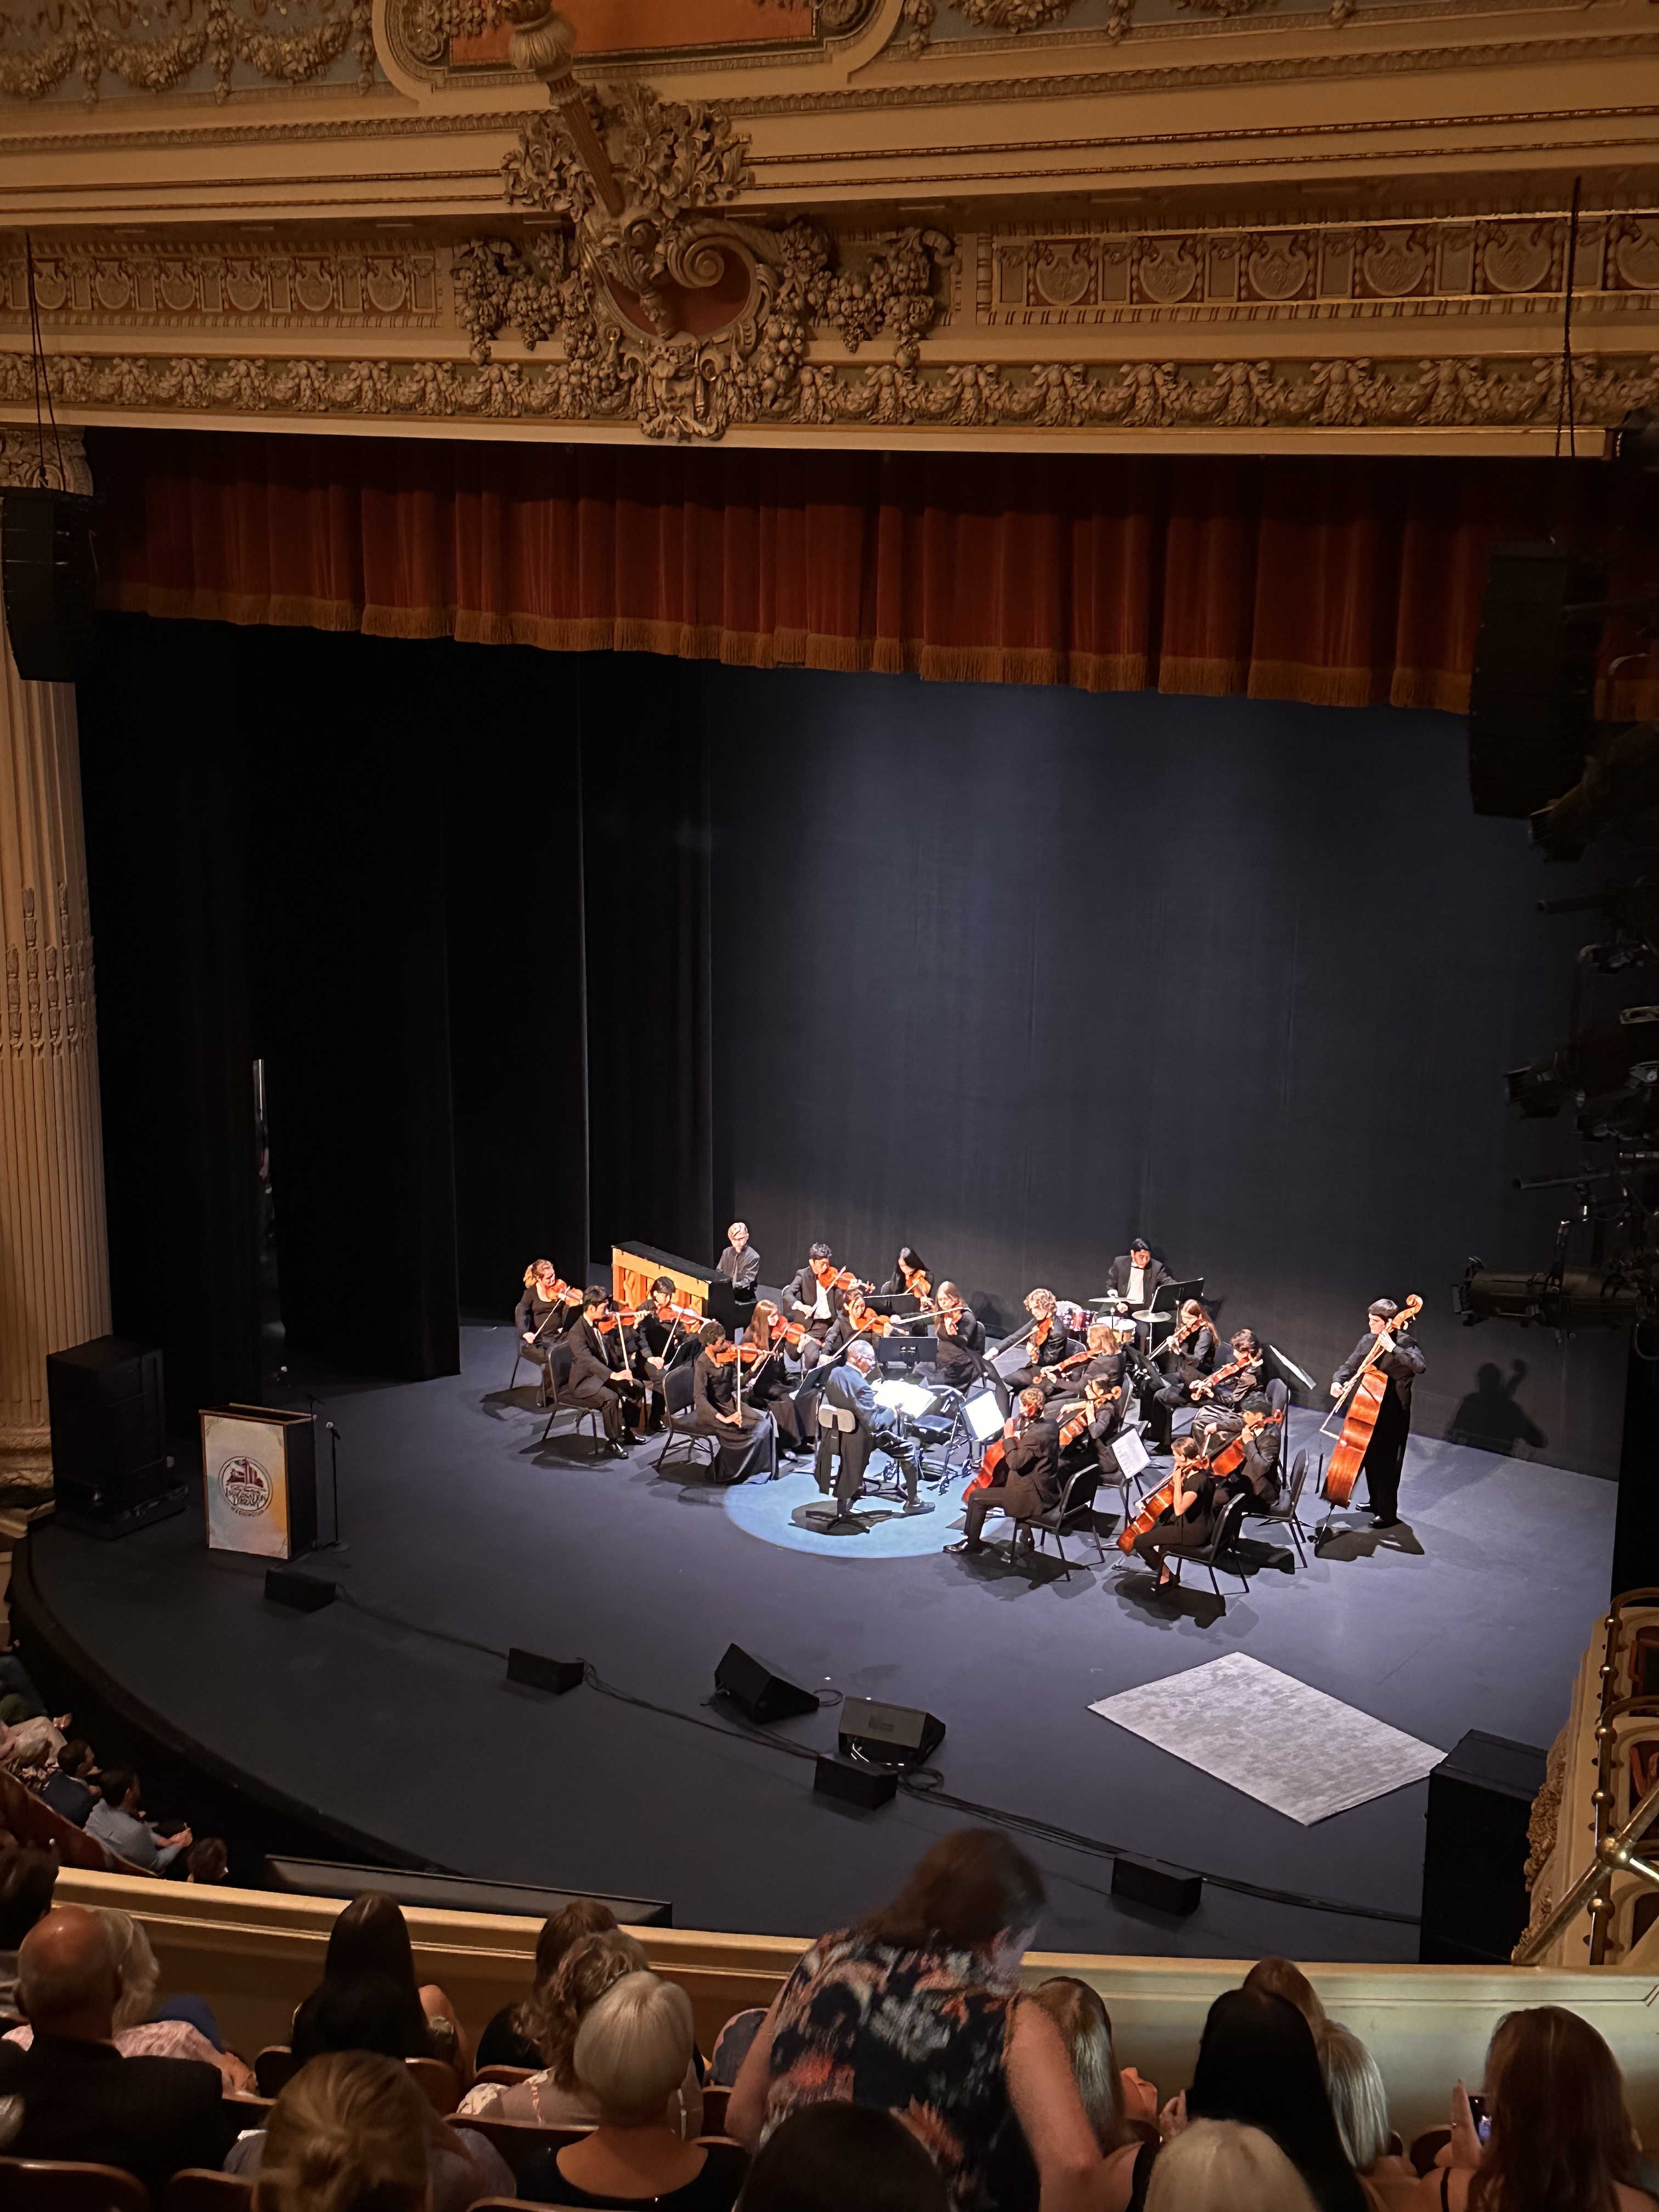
[0,241,441,326]
[7,343,1656,440]
[0,0,375,105]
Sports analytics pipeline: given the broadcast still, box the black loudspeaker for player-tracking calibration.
[838,1696,946,1769]
[46,1336,180,1537]
[1111,1858,1203,1918]
[1,487,97,681]
[714,1644,819,1724]
[264,1567,337,1613]
[1468,544,1605,820]
[1419,1729,1547,1963]
[507,1647,585,1695]
[814,1754,898,1810]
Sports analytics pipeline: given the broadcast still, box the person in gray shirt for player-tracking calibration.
[86,1767,192,1872]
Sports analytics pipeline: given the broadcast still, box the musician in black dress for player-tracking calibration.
[931,1282,986,1392]
[690,1322,776,1483]
[738,1300,809,1457]
[1330,1299,1426,1529]
[947,1388,1062,1557]
[515,1260,583,1395]
[566,1286,641,1457]
[1215,1393,1283,1510]
[1133,1438,1223,1587]
[877,1247,934,1334]
[998,1288,1074,1394]
[1149,1298,1219,1446]
[635,1276,701,1434]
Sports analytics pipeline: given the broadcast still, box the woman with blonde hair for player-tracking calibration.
[253,2051,431,2212]
[518,1972,736,2209]
[1146,2118,1317,2212]
[460,1931,702,2136]
[1318,2022,1415,2208]
[986,1976,1158,2211]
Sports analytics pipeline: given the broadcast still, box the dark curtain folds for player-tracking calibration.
[86,430,1659,720]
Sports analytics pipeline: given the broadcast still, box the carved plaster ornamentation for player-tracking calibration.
[0,425,90,491]
[7,345,1657,438]
[0,0,376,105]
[0,241,442,328]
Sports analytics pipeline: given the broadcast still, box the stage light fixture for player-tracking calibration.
[1455,1256,1643,1331]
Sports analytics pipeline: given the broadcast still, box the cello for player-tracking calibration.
[1321,1294,1423,1506]
[1118,1443,1212,1553]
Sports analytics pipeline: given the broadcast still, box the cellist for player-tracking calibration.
[946,1386,1060,1558]
[1330,1298,1425,1530]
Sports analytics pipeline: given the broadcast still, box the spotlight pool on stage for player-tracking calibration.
[723,1462,966,1557]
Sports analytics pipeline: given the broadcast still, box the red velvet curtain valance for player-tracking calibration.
[87,428,1656,715]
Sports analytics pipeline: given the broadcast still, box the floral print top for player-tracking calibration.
[761,1927,1018,2208]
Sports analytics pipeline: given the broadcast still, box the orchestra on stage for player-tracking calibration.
[513,1224,1425,1574]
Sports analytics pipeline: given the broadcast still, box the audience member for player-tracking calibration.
[86,1766,193,1872]
[40,1739,100,1827]
[1146,2118,1318,2212]
[1240,1955,1327,2041]
[737,2103,949,2212]
[250,2052,430,2212]
[0,1709,66,1771]
[303,1889,469,2072]
[709,2006,766,2087]
[1318,2022,1415,2209]
[184,1836,230,1884]
[460,1930,702,2134]
[0,1846,56,2011]
[0,1638,50,1720]
[292,1970,433,2067]
[988,1975,1156,2212]
[474,1893,618,2070]
[0,1903,238,2203]
[245,2047,511,2212]
[1407,2005,1651,2211]
[727,1827,1115,2211]
[2,1908,255,2092]
[1180,1987,1367,2212]
[517,1970,733,2210]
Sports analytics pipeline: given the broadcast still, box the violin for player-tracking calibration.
[1189,1347,1260,1402]
[1323,1293,1424,1507]
[1056,1381,1121,1453]
[650,1300,706,1333]
[709,1340,765,1367]
[1150,1312,1204,1363]
[825,1265,873,1296]
[592,1307,644,1336]
[1118,1448,1213,1553]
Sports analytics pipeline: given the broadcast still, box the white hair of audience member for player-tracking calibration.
[846,1341,876,1373]
[1318,2019,1392,2174]
[1144,2118,1318,2212]
[18,1906,119,2017]
[574,1971,696,2126]
[97,1909,161,2032]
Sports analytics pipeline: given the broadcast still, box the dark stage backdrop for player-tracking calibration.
[689,665,1627,1478]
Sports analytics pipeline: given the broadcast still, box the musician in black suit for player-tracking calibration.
[1215,1393,1283,1509]
[566,1287,641,1456]
[1104,1238,1176,1317]
[947,1389,1062,1557]
[0,1905,240,2204]
[717,1222,760,1298]
[1187,1328,1266,1449]
[783,1244,853,1359]
[1330,1298,1426,1529]
[635,1276,701,1433]
[997,1287,1074,1393]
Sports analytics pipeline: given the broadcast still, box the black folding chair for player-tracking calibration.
[1026,1465,1106,1578]
[1141,1488,1252,1599]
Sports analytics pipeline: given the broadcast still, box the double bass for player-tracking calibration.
[1321,1294,1423,1506]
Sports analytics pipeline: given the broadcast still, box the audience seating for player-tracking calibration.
[163,2172,254,2212]
[699,2085,730,2135]
[451,2117,593,2170]
[1410,2126,1452,2175]
[472,2066,535,2089]
[406,2056,462,2115]
[251,2048,297,2099]
[0,1770,150,1880]
[0,2157,150,2212]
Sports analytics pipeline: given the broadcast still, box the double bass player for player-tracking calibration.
[1329,1297,1425,1530]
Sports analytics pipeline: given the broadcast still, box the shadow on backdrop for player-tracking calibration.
[1445,1361,1548,1457]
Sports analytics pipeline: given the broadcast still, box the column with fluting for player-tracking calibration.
[0,455,111,1491]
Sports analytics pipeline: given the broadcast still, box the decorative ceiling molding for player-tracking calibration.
[0,0,377,105]
[0,425,89,490]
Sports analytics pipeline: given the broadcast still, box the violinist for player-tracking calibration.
[738,1300,810,1458]
[635,1276,702,1432]
[783,1244,854,1356]
[717,1222,760,1299]
[1049,1320,1130,1402]
[1149,1297,1219,1446]
[1132,1437,1222,1589]
[1330,1298,1426,1530]
[566,1285,642,1457]
[690,1321,776,1484]
[878,1247,934,1334]
[997,1288,1074,1393]
[1186,1328,1266,1449]
[1215,1393,1282,1510]
[514,1260,583,1395]
[947,1387,1060,1558]
[931,1281,986,1391]
[1104,1238,1176,1318]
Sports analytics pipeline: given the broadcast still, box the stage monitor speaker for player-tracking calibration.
[1468,544,1605,820]
[264,1567,337,1613]
[1,487,97,682]
[1111,1858,1203,1918]
[814,1754,898,1810]
[46,1335,180,1536]
[714,1644,819,1725]
[839,1696,946,1770]
[507,1647,585,1695]
[1419,1729,1547,1963]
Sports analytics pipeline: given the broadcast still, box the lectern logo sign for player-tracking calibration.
[219,1456,271,1516]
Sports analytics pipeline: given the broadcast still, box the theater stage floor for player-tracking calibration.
[22,1323,1612,1961]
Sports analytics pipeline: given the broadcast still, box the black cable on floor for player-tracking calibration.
[325,1587,1420,1929]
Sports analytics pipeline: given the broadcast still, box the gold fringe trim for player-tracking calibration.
[1391,669,1471,714]
[1248,661,1387,709]
[1158,655,1248,697]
